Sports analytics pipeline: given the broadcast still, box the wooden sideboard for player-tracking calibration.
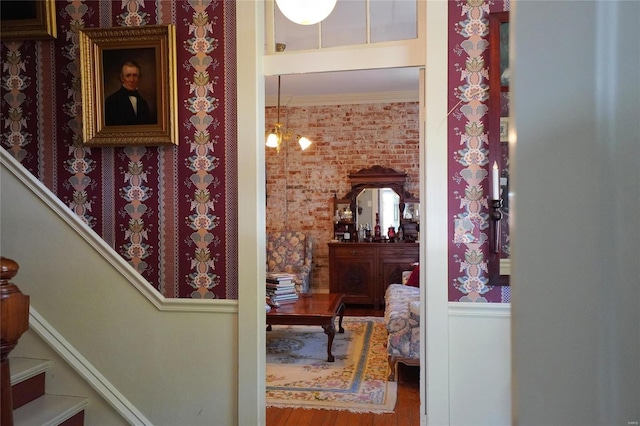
[328,242,419,309]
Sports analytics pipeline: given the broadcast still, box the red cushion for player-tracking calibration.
[406,264,419,287]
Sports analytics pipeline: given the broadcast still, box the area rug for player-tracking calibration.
[265,316,397,413]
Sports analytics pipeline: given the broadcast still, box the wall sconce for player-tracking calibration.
[491,161,504,254]
[275,0,337,25]
[500,168,509,210]
[266,75,312,153]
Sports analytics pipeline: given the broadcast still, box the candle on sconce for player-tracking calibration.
[492,161,500,200]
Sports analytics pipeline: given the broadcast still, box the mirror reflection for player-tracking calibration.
[356,188,400,232]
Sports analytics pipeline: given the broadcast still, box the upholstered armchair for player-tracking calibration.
[266,231,313,292]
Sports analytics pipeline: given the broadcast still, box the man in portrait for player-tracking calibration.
[104,61,156,126]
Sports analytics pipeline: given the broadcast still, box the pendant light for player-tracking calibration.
[266,75,312,153]
[275,0,337,25]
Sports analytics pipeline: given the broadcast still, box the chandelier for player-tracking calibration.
[266,75,312,153]
[275,0,337,25]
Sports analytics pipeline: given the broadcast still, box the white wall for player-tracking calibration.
[448,303,511,426]
[1,153,239,426]
[236,1,266,425]
[511,1,640,424]
[423,0,451,424]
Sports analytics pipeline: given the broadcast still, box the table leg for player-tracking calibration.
[322,322,336,362]
[337,302,345,333]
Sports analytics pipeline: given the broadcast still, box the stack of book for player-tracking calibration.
[266,272,298,304]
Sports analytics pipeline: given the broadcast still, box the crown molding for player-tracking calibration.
[266,90,418,107]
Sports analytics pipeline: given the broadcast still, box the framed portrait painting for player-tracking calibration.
[79,25,178,146]
[0,0,57,40]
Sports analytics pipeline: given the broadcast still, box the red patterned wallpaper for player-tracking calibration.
[2,0,510,303]
[448,0,510,302]
[0,0,237,299]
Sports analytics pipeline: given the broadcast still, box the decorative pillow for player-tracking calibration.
[405,264,419,287]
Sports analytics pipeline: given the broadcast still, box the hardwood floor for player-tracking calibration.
[266,306,421,426]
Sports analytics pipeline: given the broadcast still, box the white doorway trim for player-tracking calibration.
[423,1,450,424]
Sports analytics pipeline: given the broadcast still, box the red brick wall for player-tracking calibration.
[266,102,420,291]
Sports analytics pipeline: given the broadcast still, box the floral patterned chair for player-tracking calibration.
[384,272,420,381]
[266,230,313,292]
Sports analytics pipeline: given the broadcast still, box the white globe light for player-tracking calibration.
[275,0,338,25]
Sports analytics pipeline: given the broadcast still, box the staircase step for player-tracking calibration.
[10,357,51,408]
[13,394,88,426]
[10,357,87,425]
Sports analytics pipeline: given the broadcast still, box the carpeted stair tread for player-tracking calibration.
[13,394,88,426]
[10,357,50,409]
[10,357,50,386]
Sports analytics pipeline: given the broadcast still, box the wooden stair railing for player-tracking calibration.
[1,257,30,426]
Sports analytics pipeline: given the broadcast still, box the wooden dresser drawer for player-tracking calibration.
[330,245,374,258]
[378,244,419,258]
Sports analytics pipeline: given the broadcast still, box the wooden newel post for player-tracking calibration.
[1,257,30,426]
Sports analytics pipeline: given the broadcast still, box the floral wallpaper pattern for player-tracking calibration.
[2,0,513,303]
[0,0,237,299]
[448,0,510,302]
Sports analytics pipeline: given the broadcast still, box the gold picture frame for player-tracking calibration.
[79,25,178,147]
[0,0,57,40]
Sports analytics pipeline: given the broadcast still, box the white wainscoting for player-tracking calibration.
[448,302,511,426]
[1,150,239,426]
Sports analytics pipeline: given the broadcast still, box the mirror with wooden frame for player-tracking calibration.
[332,165,419,242]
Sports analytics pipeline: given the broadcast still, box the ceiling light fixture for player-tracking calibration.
[275,0,337,25]
[266,75,312,153]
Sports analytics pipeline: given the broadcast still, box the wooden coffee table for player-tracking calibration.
[266,293,346,362]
